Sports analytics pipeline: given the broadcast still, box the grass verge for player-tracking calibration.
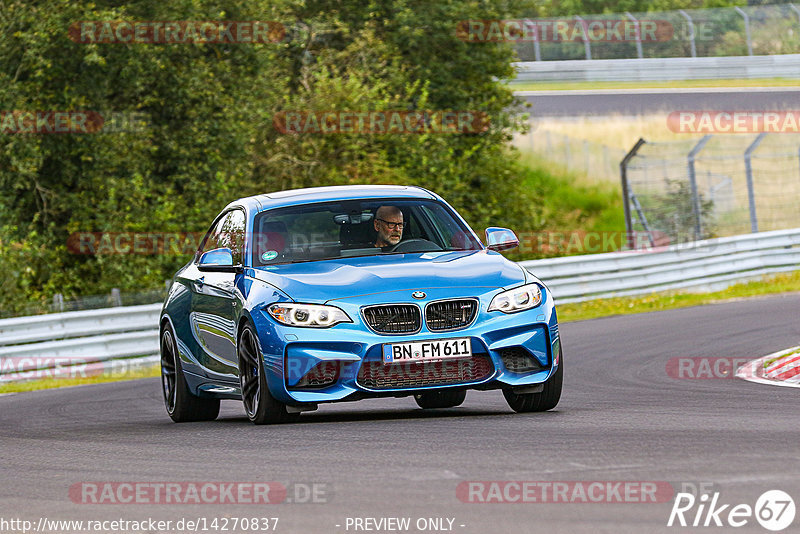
[506,152,625,261]
[0,365,160,394]
[508,78,800,92]
[557,270,800,323]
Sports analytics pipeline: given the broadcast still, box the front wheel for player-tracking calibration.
[160,323,220,422]
[414,389,467,409]
[503,348,563,413]
[238,324,299,425]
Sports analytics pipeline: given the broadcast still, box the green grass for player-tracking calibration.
[508,78,800,92]
[557,270,800,323]
[506,152,626,261]
[0,365,160,394]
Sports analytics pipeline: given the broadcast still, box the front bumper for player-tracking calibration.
[251,286,561,405]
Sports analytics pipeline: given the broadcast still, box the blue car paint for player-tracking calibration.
[161,185,561,405]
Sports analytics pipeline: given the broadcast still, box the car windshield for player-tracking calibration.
[252,198,483,266]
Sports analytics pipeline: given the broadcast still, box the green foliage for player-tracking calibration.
[637,180,716,241]
[527,0,745,17]
[0,0,553,314]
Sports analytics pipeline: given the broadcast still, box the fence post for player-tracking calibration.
[790,4,800,27]
[111,288,122,307]
[734,7,754,56]
[526,19,542,61]
[529,116,535,153]
[620,138,647,249]
[575,16,592,60]
[53,293,64,313]
[744,133,766,233]
[678,9,697,58]
[625,12,644,59]
[583,140,590,172]
[687,135,712,240]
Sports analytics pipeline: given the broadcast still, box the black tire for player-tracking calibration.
[160,323,220,423]
[238,324,299,425]
[414,389,467,409]
[503,348,563,413]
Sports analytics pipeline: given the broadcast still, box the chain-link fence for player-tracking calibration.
[515,123,626,183]
[622,134,800,247]
[515,3,800,61]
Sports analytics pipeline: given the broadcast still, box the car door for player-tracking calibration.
[188,209,246,377]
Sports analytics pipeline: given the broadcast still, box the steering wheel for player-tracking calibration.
[388,238,442,253]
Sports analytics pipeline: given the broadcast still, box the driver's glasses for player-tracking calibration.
[377,219,404,230]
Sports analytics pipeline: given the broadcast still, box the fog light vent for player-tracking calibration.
[295,361,340,388]
[500,347,545,373]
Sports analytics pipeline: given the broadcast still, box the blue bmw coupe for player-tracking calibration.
[160,185,562,423]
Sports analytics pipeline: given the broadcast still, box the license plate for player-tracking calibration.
[382,338,472,364]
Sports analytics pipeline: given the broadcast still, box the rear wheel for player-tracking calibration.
[414,389,467,409]
[503,348,563,413]
[160,324,220,422]
[238,324,299,425]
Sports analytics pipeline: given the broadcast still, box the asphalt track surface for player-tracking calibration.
[2,293,799,534]
[517,87,800,116]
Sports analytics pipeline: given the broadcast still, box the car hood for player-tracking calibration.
[250,250,526,303]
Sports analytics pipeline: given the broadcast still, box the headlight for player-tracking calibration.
[488,283,543,313]
[267,303,352,328]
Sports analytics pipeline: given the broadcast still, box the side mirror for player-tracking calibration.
[198,247,242,273]
[485,227,519,252]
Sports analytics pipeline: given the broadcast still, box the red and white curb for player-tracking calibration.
[736,346,800,388]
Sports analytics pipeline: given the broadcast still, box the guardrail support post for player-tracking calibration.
[620,137,647,249]
[790,4,800,27]
[53,293,64,313]
[687,135,712,241]
[575,16,592,60]
[744,132,766,233]
[734,7,754,56]
[111,288,122,307]
[625,12,644,59]
[678,9,697,58]
[526,19,542,61]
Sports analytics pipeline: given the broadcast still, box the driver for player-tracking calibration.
[373,205,404,249]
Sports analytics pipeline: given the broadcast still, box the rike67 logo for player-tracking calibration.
[667,490,795,531]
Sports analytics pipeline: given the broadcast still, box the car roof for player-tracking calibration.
[229,185,438,213]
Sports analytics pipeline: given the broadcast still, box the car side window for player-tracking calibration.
[199,209,246,264]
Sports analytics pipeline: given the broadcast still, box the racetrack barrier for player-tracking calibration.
[1,228,798,382]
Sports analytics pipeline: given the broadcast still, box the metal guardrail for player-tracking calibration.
[511,54,800,82]
[521,228,800,302]
[1,228,798,382]
[0,304,161,382]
